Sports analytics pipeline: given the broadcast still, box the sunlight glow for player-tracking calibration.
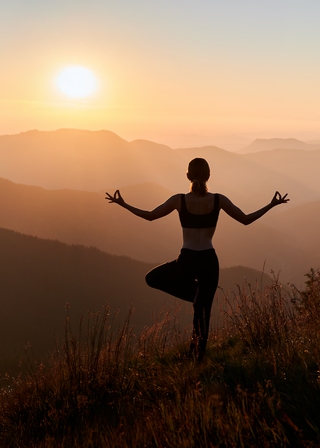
[56,66,97,99]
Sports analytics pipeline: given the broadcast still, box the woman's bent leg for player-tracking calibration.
[145,259,197,303]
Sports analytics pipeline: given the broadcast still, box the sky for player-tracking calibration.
[1,0,320,147]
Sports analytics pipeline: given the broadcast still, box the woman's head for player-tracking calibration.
[187,158,210,196]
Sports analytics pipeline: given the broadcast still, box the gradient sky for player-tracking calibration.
[1,0,320,145]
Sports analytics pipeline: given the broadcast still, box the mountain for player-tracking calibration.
[0,178,316,286]
[0,227,272,376]
[150,133,252,152]
[0,129,181,192]
[243,149,320,201]
[1,129,319,206]
[175,144,320,204]
[239,138,320,154]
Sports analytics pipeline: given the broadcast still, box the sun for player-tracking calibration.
[56,66,97,99]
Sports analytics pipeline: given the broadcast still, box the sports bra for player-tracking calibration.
[179,194,220,229]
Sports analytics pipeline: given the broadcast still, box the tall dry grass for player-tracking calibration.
[1,271,320,447]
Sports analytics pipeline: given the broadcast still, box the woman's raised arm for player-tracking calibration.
[105,190,180,221]
[219,191,289,226]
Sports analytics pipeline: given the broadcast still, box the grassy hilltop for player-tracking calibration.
[1,270,320,447]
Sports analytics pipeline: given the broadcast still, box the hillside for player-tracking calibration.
[1,265,320,447]
[0,227,272,376]
[0,227,179,375]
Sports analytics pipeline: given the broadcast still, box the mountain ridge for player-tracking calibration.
[239,137,320,154]
[1,129,319,206]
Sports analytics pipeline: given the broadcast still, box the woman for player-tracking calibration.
[106,158,289,360]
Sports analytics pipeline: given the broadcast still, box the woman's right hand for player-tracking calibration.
[105,190,125,206]
[271,191,290,207]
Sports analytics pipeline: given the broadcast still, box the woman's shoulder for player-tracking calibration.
[216,194,235,210]
[166,193,182,207]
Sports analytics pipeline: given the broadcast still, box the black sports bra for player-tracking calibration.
[179,194,220,229]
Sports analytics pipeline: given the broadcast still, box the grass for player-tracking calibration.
[0,271,320,447]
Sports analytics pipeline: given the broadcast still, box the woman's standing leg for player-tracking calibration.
[190,250,219,360]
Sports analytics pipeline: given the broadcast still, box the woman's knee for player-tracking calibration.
[145,262,175,288]
[145,271,152,287]
[145,270,158,288]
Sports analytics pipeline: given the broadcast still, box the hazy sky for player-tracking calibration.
[1,0,320,144]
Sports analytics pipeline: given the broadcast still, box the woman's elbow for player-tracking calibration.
[231,216,248,225]
[145,213,156,221]
[239,215,251,226]
[146,211,162,221]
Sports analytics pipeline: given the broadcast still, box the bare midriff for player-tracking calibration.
[181,227,216,251]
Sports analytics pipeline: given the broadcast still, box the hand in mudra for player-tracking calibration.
[271,191,290,207]
[105,190,125,206]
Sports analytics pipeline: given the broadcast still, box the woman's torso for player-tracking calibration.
[178,192,219,251]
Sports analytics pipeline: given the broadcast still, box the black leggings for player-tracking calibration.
[145,248,219,357]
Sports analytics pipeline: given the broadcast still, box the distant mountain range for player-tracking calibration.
[1,129,320,206]
[239,138,320,154]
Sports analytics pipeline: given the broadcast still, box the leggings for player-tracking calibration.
[145,248,219,358]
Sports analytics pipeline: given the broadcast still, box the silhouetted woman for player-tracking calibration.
[106,158,289,360]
